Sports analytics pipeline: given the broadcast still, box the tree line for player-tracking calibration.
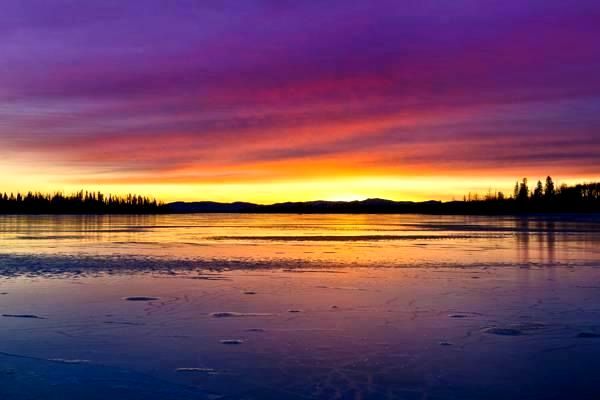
[459,176,600,213]
[1,178,599,215]
[0,190,166,214]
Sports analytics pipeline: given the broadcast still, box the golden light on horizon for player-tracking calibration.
[2,169,598,204]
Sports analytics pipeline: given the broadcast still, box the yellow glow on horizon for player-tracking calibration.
[2,173,599,204]
[2,159,599,204]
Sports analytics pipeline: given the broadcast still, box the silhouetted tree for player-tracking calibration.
[544,176,555,199]
[517,178,529,201]
[533,180,543,200]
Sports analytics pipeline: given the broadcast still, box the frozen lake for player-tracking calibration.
[1,214,600,399]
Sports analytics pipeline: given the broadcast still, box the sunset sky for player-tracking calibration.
[2,0,599,203]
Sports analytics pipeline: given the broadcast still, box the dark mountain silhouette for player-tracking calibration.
[167,198,438,214]
[168,178,600,215]
[162,199,463,214]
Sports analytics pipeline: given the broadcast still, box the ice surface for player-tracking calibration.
[1,214,600,399]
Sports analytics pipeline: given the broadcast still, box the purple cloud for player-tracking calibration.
[1,0,599,187]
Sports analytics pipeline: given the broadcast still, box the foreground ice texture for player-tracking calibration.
[1,214,600,399]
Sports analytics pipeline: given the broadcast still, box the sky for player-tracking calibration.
[1,0,600,203]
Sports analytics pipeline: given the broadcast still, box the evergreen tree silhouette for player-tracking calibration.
[545,176,555,199]
[517,178,529,201]
[533,180,543,200]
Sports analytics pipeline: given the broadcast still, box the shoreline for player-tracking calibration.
[1,211,600,216]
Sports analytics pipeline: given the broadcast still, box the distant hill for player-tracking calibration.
[168,190,600,214]
[168,198,446,214]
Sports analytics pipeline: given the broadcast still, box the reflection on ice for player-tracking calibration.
[0,214,599,271]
